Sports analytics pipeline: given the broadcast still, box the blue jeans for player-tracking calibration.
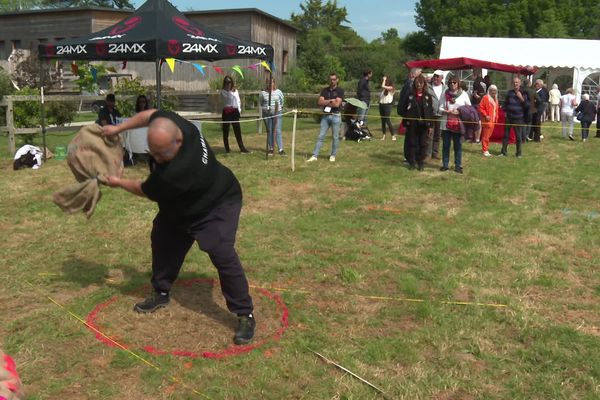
[441,130,462,169]
[357,101,370,125]
[264,111,283,151]
[313,113,341,157]
[501,117,525,156]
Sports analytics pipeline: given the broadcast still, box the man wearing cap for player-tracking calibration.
[427,70,445,159]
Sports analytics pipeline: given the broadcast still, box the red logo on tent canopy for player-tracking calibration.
[168,40,181,56]
[173,16,204,36]
[226,45,237,56]
[110,16,142,35]
[45,45,56,57]
[96,41,108,56]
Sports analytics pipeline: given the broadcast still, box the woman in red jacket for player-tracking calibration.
[478,85,499,157]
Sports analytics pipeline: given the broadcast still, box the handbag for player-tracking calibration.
[446,113,461,133]
[576,111,584,121]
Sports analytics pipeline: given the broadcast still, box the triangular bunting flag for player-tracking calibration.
[192,63,206,76]
[166,58,176,73]
[247,63,258,70]
[213,66,224,75]
[232,65,244,79]
[90,67,97,83]
[122,61,127,70]
[70,62,78,75]
[261,61,272,73]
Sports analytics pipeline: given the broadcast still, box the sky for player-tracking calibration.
[132,0,420,41]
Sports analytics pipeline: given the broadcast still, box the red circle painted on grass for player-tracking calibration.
[85,278,289,359]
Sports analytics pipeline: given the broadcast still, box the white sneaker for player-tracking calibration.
[306,156,318,162]
[483,151,491,157]
[391,136,397,141]
[329,155,336,162]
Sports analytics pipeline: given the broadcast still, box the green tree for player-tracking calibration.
[291,1,364,86]
[290,0,350,32]
[0,0,41,11]
[415,0,600,52]
[40,0,133,8]
[0,67,14,99]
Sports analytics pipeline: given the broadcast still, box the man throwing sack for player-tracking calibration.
[102,109,255,345]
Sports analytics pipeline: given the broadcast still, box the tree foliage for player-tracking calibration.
[414,0,600,55]
[290,1,410,89]
[0,0,40,11]
[40,0,133,8]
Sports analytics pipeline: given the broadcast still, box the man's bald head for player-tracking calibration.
[147,117,183,163]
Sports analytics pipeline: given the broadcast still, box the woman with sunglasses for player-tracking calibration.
[440,76,471,173]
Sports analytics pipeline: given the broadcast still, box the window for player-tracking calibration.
[11,40,21,50]
[282,50,289,74]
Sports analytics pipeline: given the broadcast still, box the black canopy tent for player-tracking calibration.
[37,0,275,156]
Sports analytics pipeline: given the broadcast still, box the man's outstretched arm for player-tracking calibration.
[105,176,146,198]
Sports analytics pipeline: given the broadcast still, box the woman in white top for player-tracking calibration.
[559,88,577,139]
[548,83,561,122]
[440,76,471,173]
[378,75,395,140]
[259,78,285,155]
[221,75,250,153]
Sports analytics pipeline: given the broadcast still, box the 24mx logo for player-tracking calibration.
[182,43,218,54]
[237,45,267,56]
[109,43,146,54]
[56,45,87,55]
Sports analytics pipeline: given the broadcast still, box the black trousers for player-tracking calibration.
[406,122,429,165]
[379,103,394,135]
[222,109,247,152]
[430,117,441,158]
[150,199,253,315]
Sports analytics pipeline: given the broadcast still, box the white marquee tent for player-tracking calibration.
[440,36,600,101]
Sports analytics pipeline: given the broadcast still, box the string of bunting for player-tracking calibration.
[163,58,273,78]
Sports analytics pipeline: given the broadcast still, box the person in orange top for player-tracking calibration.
[478,84,499,157]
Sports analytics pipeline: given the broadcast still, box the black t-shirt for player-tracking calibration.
[97,106,121,125]
[319,86,345,113]
[141,110,242,224]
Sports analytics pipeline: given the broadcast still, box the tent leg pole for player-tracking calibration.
[156,59,162,109]
[40,60,47,162]
[265,70,272,160]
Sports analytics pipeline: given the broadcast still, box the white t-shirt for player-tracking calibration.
[560,93,576,115]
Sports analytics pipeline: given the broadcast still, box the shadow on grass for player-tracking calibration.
[368,149,403,165]
[171,276,236,329]
[60,257,148,293]
[60,258,234,328]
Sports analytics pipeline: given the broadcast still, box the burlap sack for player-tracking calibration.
[53,124,123,218]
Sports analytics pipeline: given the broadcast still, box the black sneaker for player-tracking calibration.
[133,292,170,313]
[233,314,256,345]
[278,150,286,156]
[267,149,274,156]
[440,166,449,171]
[454,166,463,174]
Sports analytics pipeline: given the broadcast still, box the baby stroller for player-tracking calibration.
[343,102,373,142]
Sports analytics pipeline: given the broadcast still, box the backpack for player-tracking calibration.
[457,105,481,122]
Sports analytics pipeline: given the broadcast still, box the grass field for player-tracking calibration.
[1,114,599,399]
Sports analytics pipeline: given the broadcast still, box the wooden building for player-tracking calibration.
[0,6,297,91]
